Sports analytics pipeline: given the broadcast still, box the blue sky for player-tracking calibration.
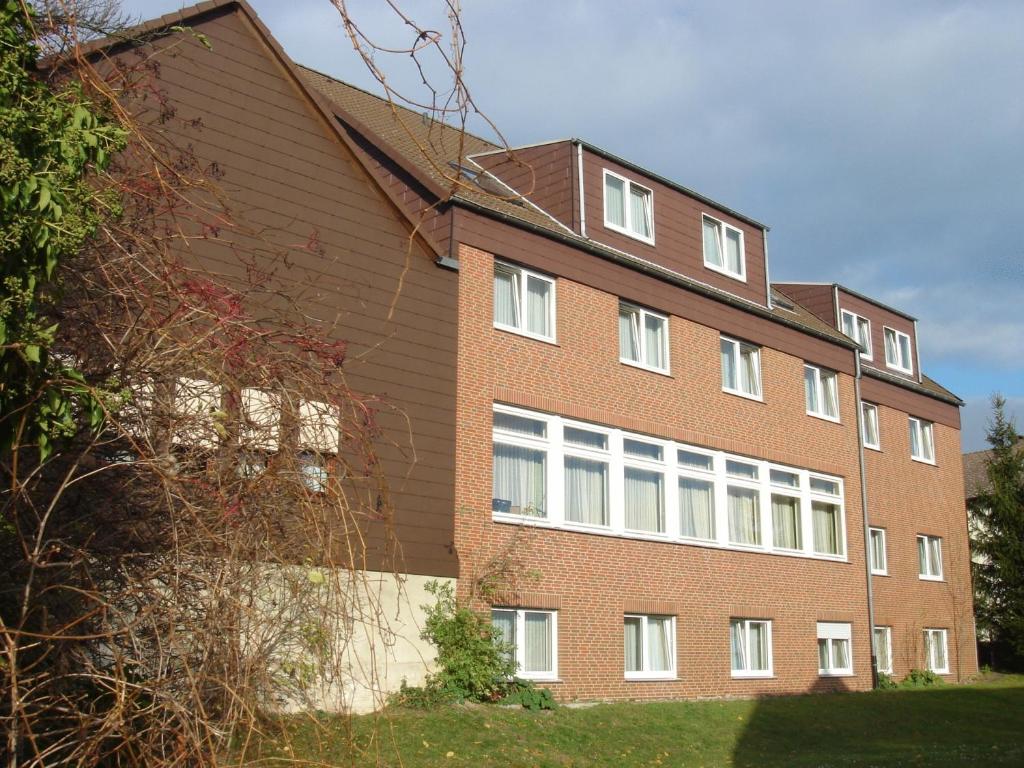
[122,0,1024,451]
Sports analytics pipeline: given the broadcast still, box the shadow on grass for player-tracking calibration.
[732,678,1024,767]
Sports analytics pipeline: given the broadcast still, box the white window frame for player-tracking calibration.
[917,534,944,581]
[804,364,840,422]
[720,336,762,401]
[883,326,914,374]
[874,626,893,675]
[702,213,747,281]
[730,618,773,678]
[491,608,558,681]
[923,628,949,674]
[490,404,847,563]
[817,622,853,677]
[861,402,880,450]
[619,302,670,374]
[624,614,677,680]
[603,169,655,245]
[869,527,888,575]
[840,309,873,360]
[909,417,935,464]
[493,260,557,343]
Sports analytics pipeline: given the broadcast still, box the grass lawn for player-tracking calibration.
[246,674,1024,767]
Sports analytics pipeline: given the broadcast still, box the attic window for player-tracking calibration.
[603,170,654,244]
[448,161,479,182]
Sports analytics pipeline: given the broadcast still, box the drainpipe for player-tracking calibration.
[854,353,879,688]
[575,141,587,237]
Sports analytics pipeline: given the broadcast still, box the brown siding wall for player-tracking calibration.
[581,149,769,307]
[475,141,575,230]
[838,289,919,383]
[121,7,458,577]
[775,284,837,327]
[860,376,960,430]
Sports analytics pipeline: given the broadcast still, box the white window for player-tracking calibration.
[917,534,943,580]
[874,626,893,675]
[702,214,745,280]
[564,425,611,528]
[624,615,676,679]
[861,402,880,450]
[841,310,872,359]
[721,336,762,400]
[883,327,913,374]
[811,476,844,556]
[817,622,853,676]
[679,450,716,541]
[923,628,948,674]
[869,527,888,575]
[619,302,669,373]
[623,438,666,534]
[730,619,772,677]
[492,411,548,519]
[771,493,802,551]
[493,261,556,342]
[491,609,558,680]
[604,170,654,244]
[909,417,935,463]
[804,364,840,421]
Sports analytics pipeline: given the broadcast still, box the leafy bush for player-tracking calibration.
[503,680,556,711]
[901,668,944,688]
[875,672,898,690]
[387,679,457,709]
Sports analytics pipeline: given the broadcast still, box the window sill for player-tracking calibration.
[494,323,557,346]
[604,219,655,247]
[870,570,889,577]
[625,675,679,682]
[885,364,914,376]
[807,410,841,424]
[731,673,774,680]
[864,444,881,452]
[704,260,747,283]
[620,358,672,377]
[911,456,937,466]
[722,387,764,403]
[818,671,854,678]
[918,575,945,582]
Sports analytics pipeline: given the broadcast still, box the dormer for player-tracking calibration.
[471,140,772,309]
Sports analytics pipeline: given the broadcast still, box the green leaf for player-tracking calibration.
[24,345,40,362]
[36,184,50,210]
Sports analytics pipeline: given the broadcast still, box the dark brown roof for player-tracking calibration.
[963,448,991,500]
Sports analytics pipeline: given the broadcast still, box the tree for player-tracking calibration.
[971,394,1024,658]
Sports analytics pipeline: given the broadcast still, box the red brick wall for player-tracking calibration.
[454,244,879,700]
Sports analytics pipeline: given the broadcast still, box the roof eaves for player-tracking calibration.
[863,366,963,406]
[778,281,918,322]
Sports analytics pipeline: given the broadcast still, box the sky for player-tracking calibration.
[121,0,1023,451]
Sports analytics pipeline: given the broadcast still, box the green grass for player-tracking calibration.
[246,674,1024,767]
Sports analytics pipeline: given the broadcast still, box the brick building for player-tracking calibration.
[93,1,976,707]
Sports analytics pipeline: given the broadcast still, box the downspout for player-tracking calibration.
[576,141,587,237]
[832,284,841,329]
[854,353,879,688]
[763,228,773,310]
[913,318,922,384]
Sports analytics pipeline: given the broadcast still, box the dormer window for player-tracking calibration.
[883,327,913,374]
[702,214,745,281]
[840,310,872,359]
[603,170,654,244]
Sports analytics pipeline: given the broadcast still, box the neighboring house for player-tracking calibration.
[89,0,976,708]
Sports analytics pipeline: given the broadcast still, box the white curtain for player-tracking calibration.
[885,330,898,365]
[624,467,664,532]
[725,227,742,273]
[750,622,768,670]
[648,617,672,672]
[730,620,746,671]
[871,530,885,570]
[494,267,519,328]
[644,314,665,369]
[898,334,912,367]
[565,456,609,526]
[909,421,921,457]
[818,638,830,670]
[863,404,878,445]
[720,339,736,390]
[921,424,934,460]
[813,501,839,554]
[624,617,642,672]
[740,347,760,396]
[834,638,850,669]
[526,275,550,337]
[703,217,722,267]
[929,537,942,575]
[918,536,928,573]
[630,186,652,238]
[772,495,801,549]
[523,612,551,673]
[493,443,546,517]
[605,176,625,227]
[874,628,891,673]
[491,610,516,665]
[619,307,640,362]
[823,374,838,418]
[680,477,714,539]
[728,487,760,545]
[804,367,818,412]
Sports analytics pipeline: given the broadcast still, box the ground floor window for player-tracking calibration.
[624,615,676,679]
[874,626,893,675]
[923,628,948,674]
[491,608,558,680]
[730,618,772,677]
[817,622,853,676]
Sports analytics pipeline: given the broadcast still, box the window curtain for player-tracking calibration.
[818,638,830,670]
[491,610,516,665]
[703,218,722,267]
[648,617,672,672]
[493,444,546,517]
[624,617,642,672]
[644,314,665,369]
[619,307,640,362]
[834,639,850,669]
[898,335,912,367]
[823,374,838,418]
[921,425,934,460]
[885,330,898,365]
[605,176,625,227]
[813,501,839,554]
[772,495,801,549]
[857,317,870,353]
[909,421,921,457]
[740,348,760,396]
[725,228,742,273]
[624,467,664,532]
[874,628,891,673]
[871,531,885,570]
[630,186,652,238]
[932,634,946,670]
[928,538,941,575]
[680,477,715,539]
[804,367,818,412]
[863,405,878,444]
[918,536,928,573]
[720,339,736,389]
[494,267,519,327]
[565,456,609,526]
[750,622,768,670]
[523,612,552,673]
[730,621,746,670]
[525,276,550,337]
[728,487,760,545]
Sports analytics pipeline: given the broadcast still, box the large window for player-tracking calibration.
[817,622,853,676]
[491,405,846,562]
[918,534,943,580]
[874,626,893,675]
[624,615,676,679]
[493,261,556,342]
[804,364,840,421]
[619,302,669,373]
[923,628,949,674]
[869,527,888,575]
[604,170,654,243]
[883,327,913,374]
[841,309,872,359]
[730,619,772,677]
[909,417,935,463]
[491,608,558,680]
[702,214,745,280]
[861,402,880,450]
[721,336,762,400]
